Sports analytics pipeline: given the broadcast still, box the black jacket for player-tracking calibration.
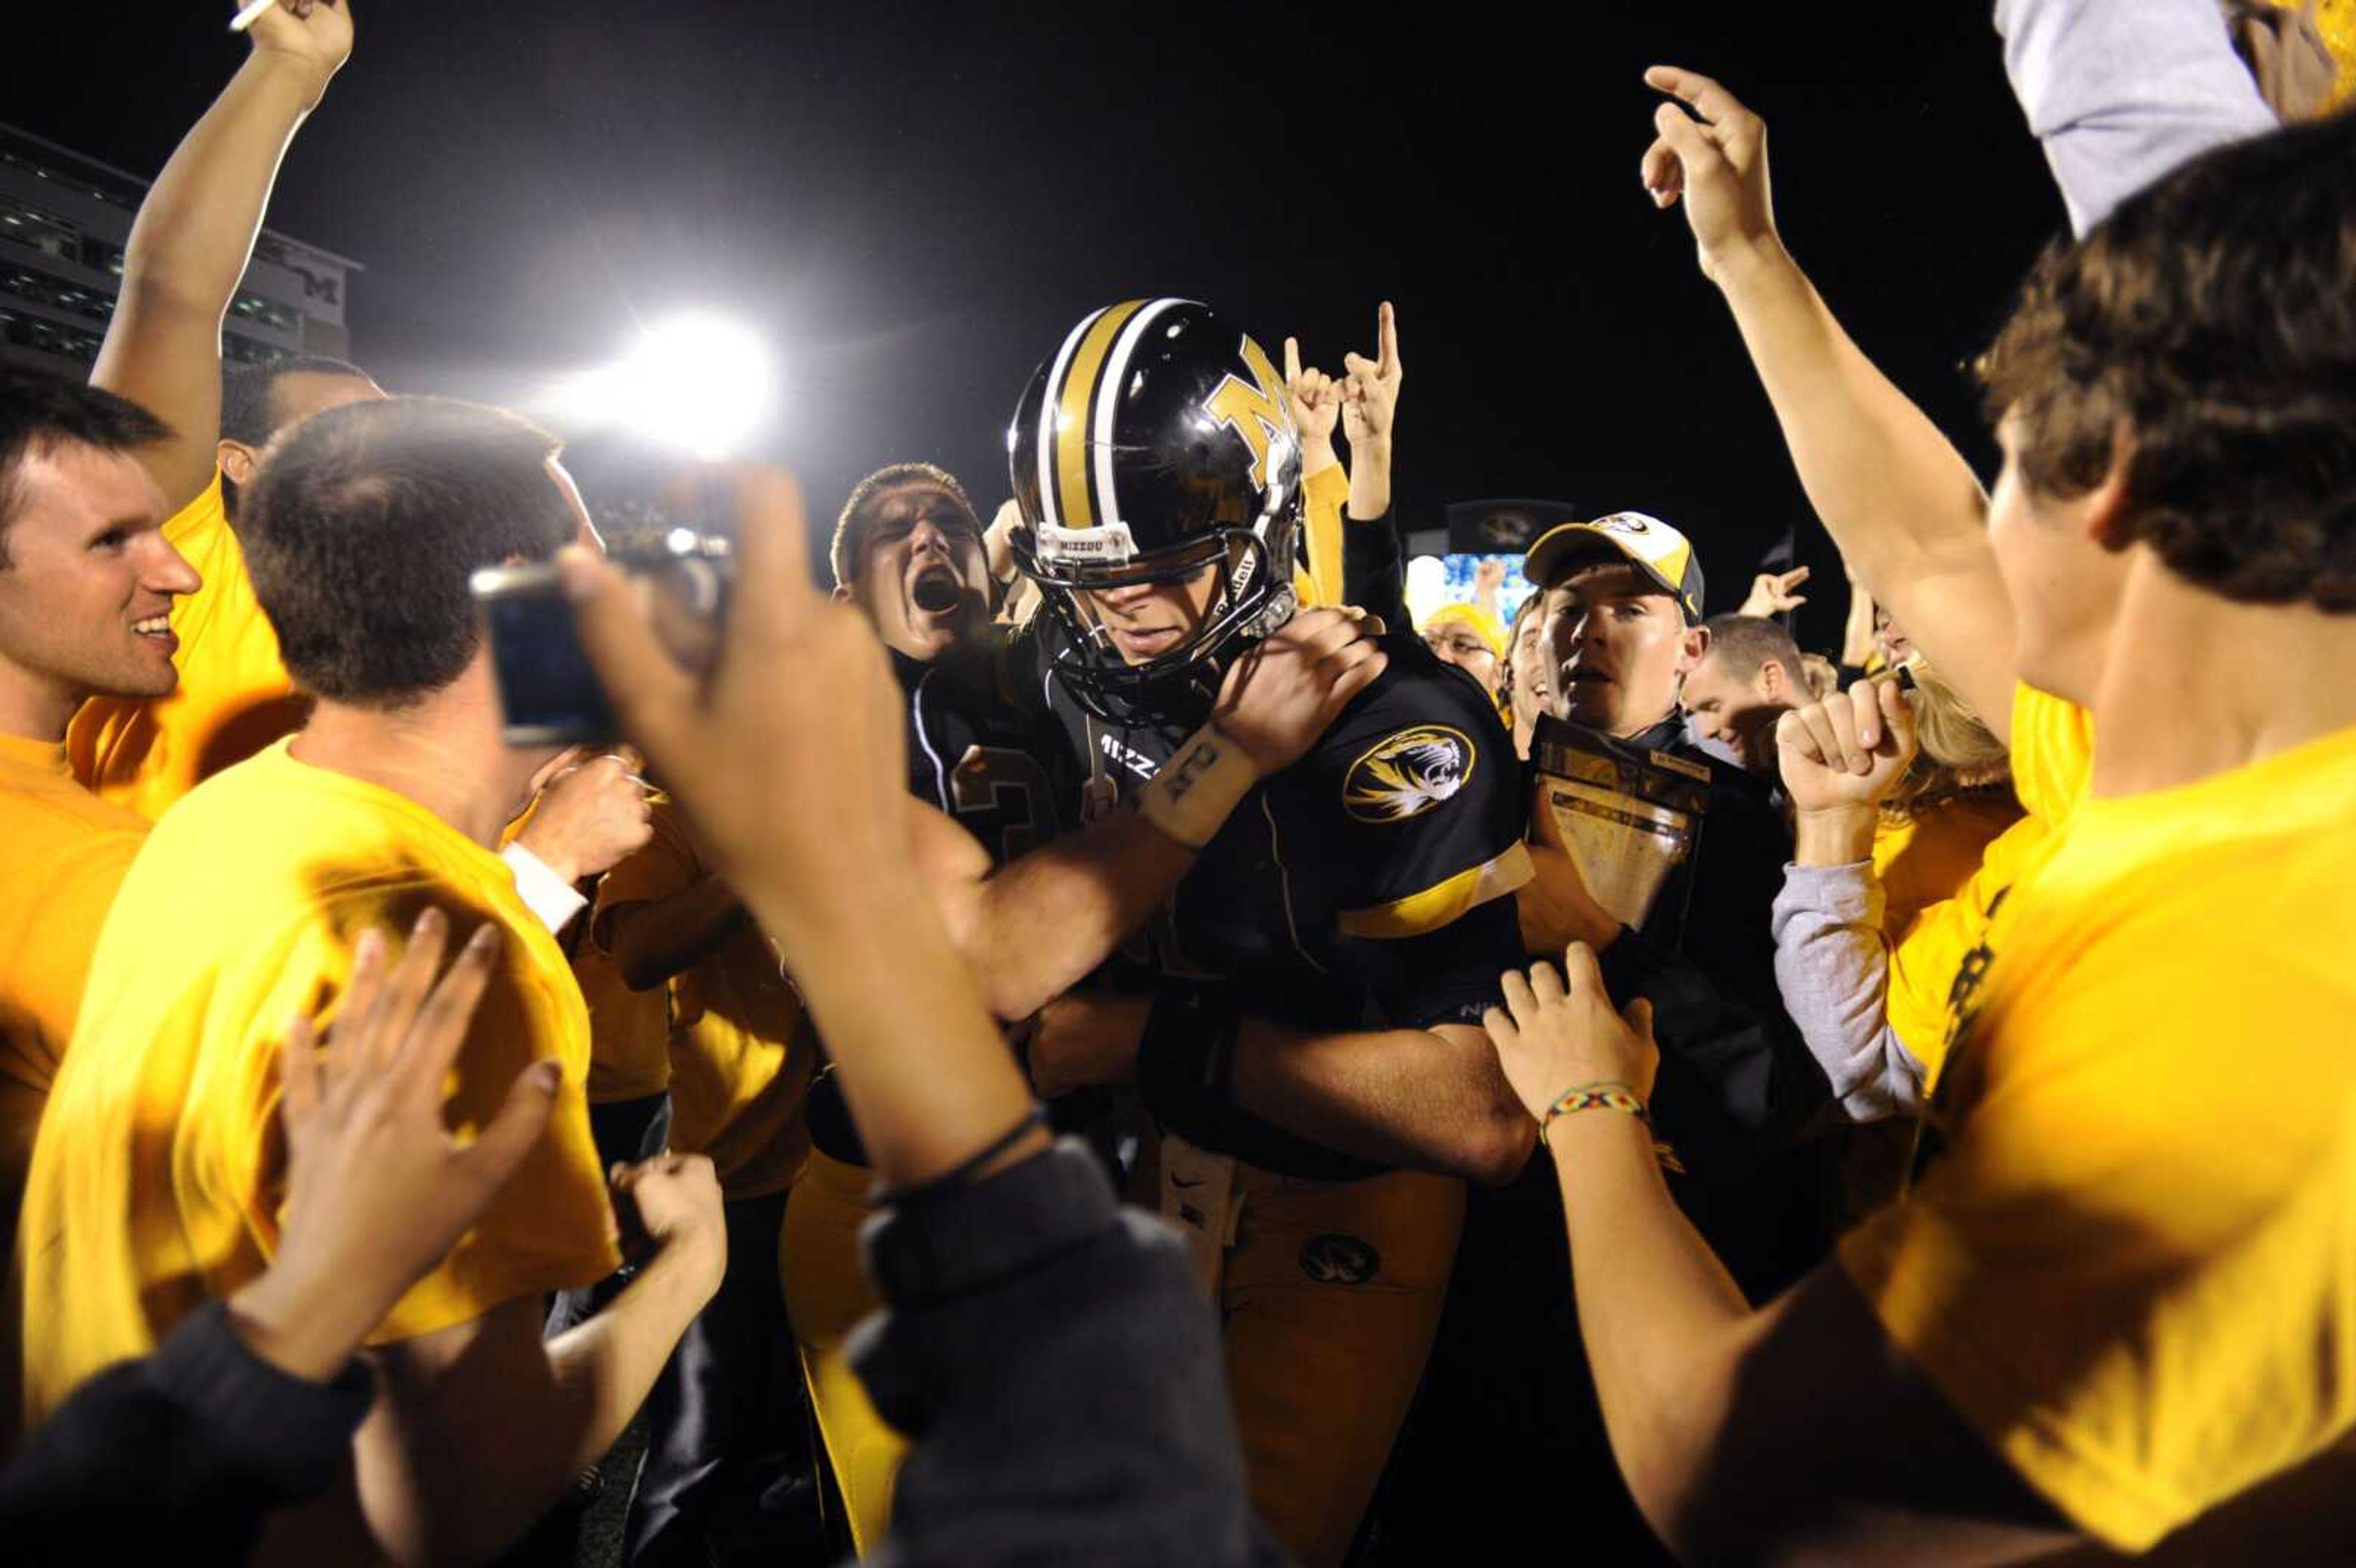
[0,1302,373,1567]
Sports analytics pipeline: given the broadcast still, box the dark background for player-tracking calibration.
[9,1,2062,644]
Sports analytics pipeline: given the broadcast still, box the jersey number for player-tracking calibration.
[949,744,1055,863]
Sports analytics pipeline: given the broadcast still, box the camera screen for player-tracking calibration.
[482,583,618,745]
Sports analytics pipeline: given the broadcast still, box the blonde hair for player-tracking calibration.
[1885,659,2014,821]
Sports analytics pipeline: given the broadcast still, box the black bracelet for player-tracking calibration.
[873,1103,1050,1209]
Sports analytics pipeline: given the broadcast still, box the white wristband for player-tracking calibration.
[1137,723,1259,851]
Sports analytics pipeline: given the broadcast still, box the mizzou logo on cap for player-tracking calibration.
[1342,725,1475,823]
[1299,1233,1381,1286]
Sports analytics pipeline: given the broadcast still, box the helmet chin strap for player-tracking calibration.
[1242,583,1298,641]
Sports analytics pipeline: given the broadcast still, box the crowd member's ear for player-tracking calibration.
[1677,621,1711,677]
[217,437,260,488]
[1758,658,1790,704]
[2083,423,2139,553]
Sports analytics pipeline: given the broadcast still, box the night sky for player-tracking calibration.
[11,2,2061,646]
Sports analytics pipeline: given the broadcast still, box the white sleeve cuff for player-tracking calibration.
[501,842,588,934]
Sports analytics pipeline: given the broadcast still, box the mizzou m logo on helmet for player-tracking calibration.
[1201,335,1293,490]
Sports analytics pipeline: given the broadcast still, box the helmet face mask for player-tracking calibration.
[1014,521,1296,723]
[1007,298,1304,726]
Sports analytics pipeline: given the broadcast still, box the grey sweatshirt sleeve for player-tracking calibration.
[1769,862,1928,1122]
[1996,0,2279,235]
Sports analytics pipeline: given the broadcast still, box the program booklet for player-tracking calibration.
[1527,716,1714,932]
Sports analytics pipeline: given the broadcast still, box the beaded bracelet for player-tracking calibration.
[1538,1080,1686,1174]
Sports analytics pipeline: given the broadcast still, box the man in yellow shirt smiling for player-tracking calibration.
[0,377,196,1309]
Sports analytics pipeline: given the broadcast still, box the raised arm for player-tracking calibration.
[1340,301,1402,523]
[92,1,352,509]
[1642,67,2019,737]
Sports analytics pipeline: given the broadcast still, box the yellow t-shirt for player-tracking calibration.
[1869,790,2023,947]
[1880,809,2050,1087]
[18,739,618,1426]
[0,734,148,1262]
[1840,686,2356,1550]
[65,474,305,821]
[594,803,814,1200]
[575,933,673,1105]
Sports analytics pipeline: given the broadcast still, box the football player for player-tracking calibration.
[1006,298,1535,1567]
[786,454,1387,1555]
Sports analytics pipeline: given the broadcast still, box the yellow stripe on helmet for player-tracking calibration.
[1052,298,1149,532]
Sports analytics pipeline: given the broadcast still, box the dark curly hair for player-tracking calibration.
[1977,110,2356,612]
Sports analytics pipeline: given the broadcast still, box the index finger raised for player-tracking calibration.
[1643,64,1752,129]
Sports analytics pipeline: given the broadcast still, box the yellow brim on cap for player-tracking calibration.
[1526,510,1696,612]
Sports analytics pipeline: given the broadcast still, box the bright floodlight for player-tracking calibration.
[557,312,777,459]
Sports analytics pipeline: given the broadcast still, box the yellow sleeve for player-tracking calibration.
[66,473,299,820]
[1841,897,2356,1550]
[275,898,620,1343]
[1296,462,1351,609]
[2009,683,2095,827]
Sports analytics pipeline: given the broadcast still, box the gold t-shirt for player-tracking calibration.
[0,733,148,1261]
[1841,687,2356,1550]
[66,474,305,821]
[1870,790,2023,947]
[595,803,814,1200]
[575,932,674,1105]
[1881,810,2052,1088]
[18,740,618,1427]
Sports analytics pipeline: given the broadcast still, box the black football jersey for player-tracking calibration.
[893,644,1080,867]
[1029,630,1531,1034]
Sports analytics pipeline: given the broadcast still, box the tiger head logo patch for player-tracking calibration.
[1342,725,1475,823]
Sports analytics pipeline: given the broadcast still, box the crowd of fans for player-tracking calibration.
[2,1,2354,1564]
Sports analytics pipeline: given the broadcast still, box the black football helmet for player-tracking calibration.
[1008,298,1303,724]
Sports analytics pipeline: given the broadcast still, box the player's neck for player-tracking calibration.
[290,666,529,847]
[2090,558,2356,798]
[0,659,82,747]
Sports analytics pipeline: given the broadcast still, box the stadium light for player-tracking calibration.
[553,312,778,459]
